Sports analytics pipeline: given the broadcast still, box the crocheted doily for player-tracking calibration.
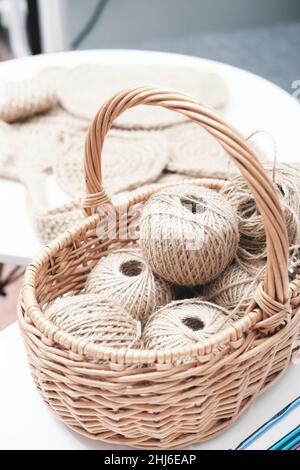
[54,129,169,198]
[164,122,237,178]
[56,64,228,128]
[164,122,268,179]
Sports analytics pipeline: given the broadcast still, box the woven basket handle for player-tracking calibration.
[83,86,290,321]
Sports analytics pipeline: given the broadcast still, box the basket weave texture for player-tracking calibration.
[18,87,300,450]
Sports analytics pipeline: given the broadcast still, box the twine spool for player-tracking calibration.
[85,249,173,324]
[221,164,300,260]
[203,261,266,318]
[44,294,141,349]
[204,244,300,317]
[288,245,300,281]
[143,299,231,351]
[140,185,239,286]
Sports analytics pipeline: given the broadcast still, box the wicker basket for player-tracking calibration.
[18,87,300,450]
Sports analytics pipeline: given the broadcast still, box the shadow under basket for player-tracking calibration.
[18,87,300,450]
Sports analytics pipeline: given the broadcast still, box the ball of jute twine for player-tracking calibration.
[44,294,142,349]
[221,164,300,261]
[140,185,239,286]
[203,260,266,319]
[143,299,232,352]
[203,244,300,318]
[85,249,173,324]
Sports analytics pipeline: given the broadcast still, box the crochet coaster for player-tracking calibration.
[164,122,267,179]
[57,64,228,128]
[54,129,169,198]
[0,107,89,182]
[0,78,58,122]
[37,66,68,95]
[0,122,15,178]
[25,105,89,133]
[85,248,173,324]
[34,199,83,244]
[165,122,238,178]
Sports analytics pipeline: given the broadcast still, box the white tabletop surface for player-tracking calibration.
[0,322,299,450]
[0,49,300,266]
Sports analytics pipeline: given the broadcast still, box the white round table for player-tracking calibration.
[0,49,299,265]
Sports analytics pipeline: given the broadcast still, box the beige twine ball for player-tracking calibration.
[221,164,300,260]
[174,285,203,301]
[140,185,239,286]
[143,299,231,351]
[288,244,300,281]
[85,249,173,324]
[204,244,300,318]
[164,123,266,180]
[203,261,266,318]
[55,129,169,199]
[44,294,141,349]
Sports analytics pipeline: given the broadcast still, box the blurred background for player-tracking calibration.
[0,0,299,91]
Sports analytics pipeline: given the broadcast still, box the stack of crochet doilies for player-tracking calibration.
[0,63,248,243]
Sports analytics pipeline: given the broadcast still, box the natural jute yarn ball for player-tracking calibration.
[34,199,84,244]
[143,299,231,351]
[44,294,141,349]
[204,244,300,318]
[85,249,173,324]
[140,185,239,286]
[221,164,300,259]
[203,261,266,318]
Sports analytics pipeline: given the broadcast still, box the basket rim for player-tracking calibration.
[21,179,298,365]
